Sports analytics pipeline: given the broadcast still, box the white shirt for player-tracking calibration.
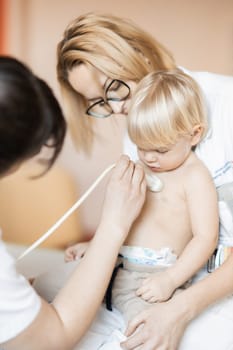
[123,69,233,245]
[0,232,41,343]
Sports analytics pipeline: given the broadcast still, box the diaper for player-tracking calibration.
[119,245,177,267]
[105,246,177,311]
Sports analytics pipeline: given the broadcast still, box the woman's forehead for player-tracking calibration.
[68,63,107,99]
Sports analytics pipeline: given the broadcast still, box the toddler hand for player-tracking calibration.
[136,270,175,302]
[64,241,90,262]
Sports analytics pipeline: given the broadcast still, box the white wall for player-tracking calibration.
[6,0,233,236]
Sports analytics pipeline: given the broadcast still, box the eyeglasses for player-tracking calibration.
[86,79,130,118]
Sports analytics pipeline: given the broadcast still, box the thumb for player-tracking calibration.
[125,313,145,337]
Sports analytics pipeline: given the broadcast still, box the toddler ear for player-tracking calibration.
[190,124,203,146]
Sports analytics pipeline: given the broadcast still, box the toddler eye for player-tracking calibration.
[156,148,169,154]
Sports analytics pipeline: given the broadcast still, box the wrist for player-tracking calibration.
[96,220,127,246]
[171,288,199,323]
[166,267,182,291]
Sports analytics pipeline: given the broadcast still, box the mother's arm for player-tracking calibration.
[122,252,233,350]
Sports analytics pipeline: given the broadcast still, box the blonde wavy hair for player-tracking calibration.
[57,12,176,153]
[128,69,207,150]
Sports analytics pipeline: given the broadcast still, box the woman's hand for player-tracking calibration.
[121,295,189,350]
[100,155,147,241]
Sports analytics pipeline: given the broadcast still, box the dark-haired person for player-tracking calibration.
[0,56,146,350]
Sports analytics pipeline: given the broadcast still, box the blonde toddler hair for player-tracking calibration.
[128,69,207,150]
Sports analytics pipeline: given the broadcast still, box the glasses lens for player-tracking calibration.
[87,100,113,118]
[106,80,130,101]
[86,80,130,118]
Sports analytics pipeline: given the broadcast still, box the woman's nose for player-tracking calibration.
[108,100,125,115]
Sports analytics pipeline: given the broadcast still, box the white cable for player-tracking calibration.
[18,163,115,261]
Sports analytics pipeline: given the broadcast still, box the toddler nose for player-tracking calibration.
[145,152,157,162]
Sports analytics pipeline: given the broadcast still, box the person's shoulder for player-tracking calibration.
[184,152,212,184]
[180,67,233,97]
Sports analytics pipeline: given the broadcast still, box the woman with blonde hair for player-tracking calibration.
[57,12,233,350]
[57,12,175,153]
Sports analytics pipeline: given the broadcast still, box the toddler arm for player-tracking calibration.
[165,163,219,289]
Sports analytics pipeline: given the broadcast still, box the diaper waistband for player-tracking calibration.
[119,245,177,267]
